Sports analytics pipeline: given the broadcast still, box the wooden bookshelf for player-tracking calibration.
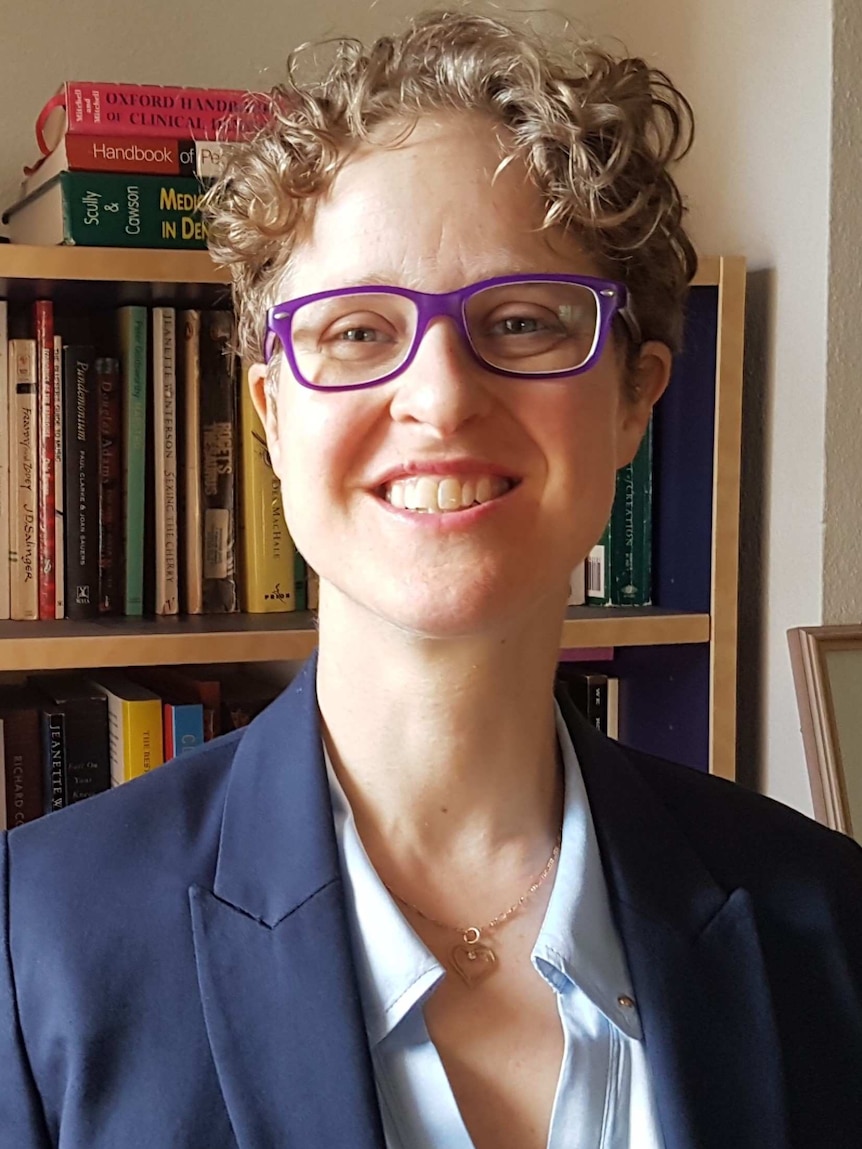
[0,247,743,777]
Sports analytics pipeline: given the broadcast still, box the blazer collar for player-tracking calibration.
[557,687,789,1149]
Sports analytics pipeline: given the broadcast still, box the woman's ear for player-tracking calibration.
[615,341,672,468]
[247,362,283,474]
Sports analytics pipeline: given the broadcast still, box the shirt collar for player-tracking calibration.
[531,703,643,1040]
[324,702,642,1048]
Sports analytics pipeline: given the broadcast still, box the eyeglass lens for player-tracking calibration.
[288,281,601,388]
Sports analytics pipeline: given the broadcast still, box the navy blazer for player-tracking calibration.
[2,652,862,1148]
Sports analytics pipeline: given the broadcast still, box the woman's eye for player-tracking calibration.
[488,312,562,337]
[336,327,385,343]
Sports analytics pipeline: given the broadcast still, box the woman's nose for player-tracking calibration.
[387,316,494,435]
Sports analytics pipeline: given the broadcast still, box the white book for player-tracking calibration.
[0,718,6,830]
[153,308,179,615]
[0,303,9,620]
[567,560,586,606]
[8,339,39,620]
[53,335,64,619]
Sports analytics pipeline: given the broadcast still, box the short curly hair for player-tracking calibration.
[205,8,697,375]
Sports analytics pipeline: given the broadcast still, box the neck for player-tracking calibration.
[315,584,565,905]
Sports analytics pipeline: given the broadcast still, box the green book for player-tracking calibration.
[587,417,653,607]
[2,172,208,248]
[118,307,148,617]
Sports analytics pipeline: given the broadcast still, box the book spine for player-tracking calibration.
[238,364,295,612]
[102,690,126,785]
[586,527,609,606]
[96,358,122,614]
[611,420,653,607]
[199,311,238,613]
[559,671,608,733]
[0,304,9,621]
[153,308,179,614]
[41,710,66,813]
[0,706,43,825]
[63,698,111,803]
[164,702,204,759]
[293,551,307,612]
[567,560,585,607]
[179,311,204,614]
[8,340,39,620]
[53,336,64,618]
[62,346,100,618]
[60,172,208,248]
[122,699,164,780]
[34,301,55,619]
[118,308,148,616]
[64,135,197,175]
[61,82,257,139]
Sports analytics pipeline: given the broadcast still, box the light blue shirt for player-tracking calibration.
[325,704,666,1148]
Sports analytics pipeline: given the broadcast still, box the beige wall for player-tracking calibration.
[0,0,851,815]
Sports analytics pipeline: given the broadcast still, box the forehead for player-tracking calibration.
[283,112,596,297]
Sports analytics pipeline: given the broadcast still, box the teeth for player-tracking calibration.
[384,474,512,512]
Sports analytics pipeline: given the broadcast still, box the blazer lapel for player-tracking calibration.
[190,653,385,1149]
[558,690,790,1149]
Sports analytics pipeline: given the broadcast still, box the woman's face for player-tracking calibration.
[250,112,670,639]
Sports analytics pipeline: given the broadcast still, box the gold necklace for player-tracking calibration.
[387,836,562,988]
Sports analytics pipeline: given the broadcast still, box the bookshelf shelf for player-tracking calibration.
[0,610,710,673]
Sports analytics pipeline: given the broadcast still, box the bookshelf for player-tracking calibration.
[0,247,744,780]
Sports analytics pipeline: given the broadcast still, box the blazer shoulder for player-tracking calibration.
[620,737,862,885]
[5,726,246,900]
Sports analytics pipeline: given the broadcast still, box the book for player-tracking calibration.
[557,666,620,740]
[8,339,39,620]
[118,307,147,616]
[35,82,261,155]
[30,674,112,806]
[153,308,179,615]
[34,301,55,619]
[62,345,100,618]
[179,310,203,615]
[0,687,45,826]
[199,311,238,613]
[0,302,8,621]
[215,669,279,732]
[96,357,122,614]
[163,701,204,759]
[40,709,66,814]
[587,418,654,607]
[23,135,235,197]
[238,363,295,612]
[53,335,64,619]
[89,672,164,786]
[567,560,585,607]
[133,666,221,742]
[2,172,209,249]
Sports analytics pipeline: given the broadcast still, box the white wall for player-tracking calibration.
[0,0,848,815]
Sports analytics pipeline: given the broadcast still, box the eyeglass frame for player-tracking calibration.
[263,272,640,393]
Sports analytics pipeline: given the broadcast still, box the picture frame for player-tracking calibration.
[787,624,862,842]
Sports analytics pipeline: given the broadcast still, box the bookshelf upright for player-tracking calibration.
[0,248,745,780]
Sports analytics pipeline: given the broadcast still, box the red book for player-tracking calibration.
[34,301,55,620]
[35,82,265,156]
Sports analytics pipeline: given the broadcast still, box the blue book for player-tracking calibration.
[164,702,204,759]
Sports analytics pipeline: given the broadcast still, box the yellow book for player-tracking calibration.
[90,673,164,785]
[238,365,296,612]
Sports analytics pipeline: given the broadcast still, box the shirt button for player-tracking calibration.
[617,995,636,1009]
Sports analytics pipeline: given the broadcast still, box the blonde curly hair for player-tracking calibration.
[205,9,697,376]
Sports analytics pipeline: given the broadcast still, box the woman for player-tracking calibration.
[2,11,861,1149]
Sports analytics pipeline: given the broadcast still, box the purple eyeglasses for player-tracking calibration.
[264,272,636,392]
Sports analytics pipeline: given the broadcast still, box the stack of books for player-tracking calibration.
[1,80,266,247]
[0,299,305,622]
[0,666,280,830]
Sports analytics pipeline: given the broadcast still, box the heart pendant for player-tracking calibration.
[451,942,497,987]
